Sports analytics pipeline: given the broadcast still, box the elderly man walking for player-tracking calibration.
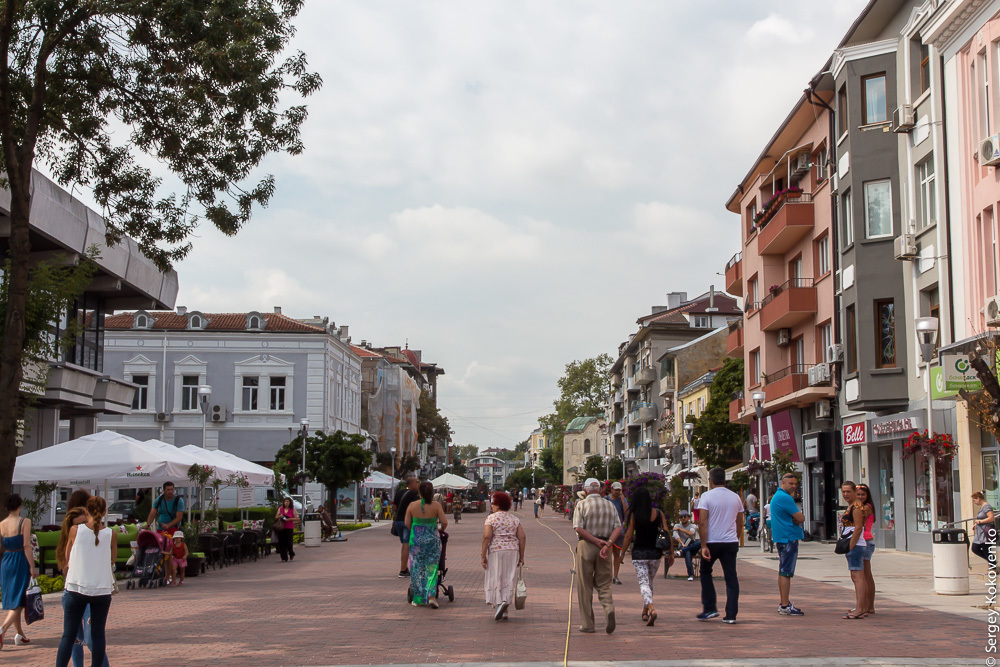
[574,478,622,634]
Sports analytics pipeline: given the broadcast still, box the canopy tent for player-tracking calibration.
[177,445,274,487]
[429,472,476,490]
[725,464,748,481]
[361,471,395,489]
[679,465,710,488]
[13,430,193,489]
[142,439,234,483]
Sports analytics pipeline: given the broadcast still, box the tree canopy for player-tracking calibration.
[580,455,624,482]
[539,354,612,474]
[274,430,370,523]
[689,357,748,469]
[416,391,450,445]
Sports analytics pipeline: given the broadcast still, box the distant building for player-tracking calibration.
[562,416,606,484]
[528,427,548,461]
[467,455,520,491]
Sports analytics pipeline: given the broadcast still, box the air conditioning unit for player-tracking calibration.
[826,344,844,364]
[155,412,171,423]
[809,363,831,386]
[986,295,1000,327]
[776,328,792,346]
[893,233,918,260]
[791,153,810,180]
[815,399,832,420]
[892,104,915,132]
[981,134,1000,167]
[211,404,227,423]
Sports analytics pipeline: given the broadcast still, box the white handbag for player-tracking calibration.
[514,566,527,610]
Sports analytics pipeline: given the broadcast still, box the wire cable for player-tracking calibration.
[533,515,576,667]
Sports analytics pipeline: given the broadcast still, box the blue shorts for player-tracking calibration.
[863,542,875,561]
[846,544,866,571]
[394,521,410,544]
[776,540,798,577]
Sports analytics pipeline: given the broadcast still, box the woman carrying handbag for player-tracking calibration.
[620,486,670,626]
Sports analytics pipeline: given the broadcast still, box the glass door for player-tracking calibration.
[878,446,896,549]
[984,453,1000,509]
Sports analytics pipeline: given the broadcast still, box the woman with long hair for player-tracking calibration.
[1,494,37,650]
[405,481,447,608]
[56,496,115,667]
[621,486,670,626]
[854,484,877,616]
[275,497,297,562]
[840,482,871,620]
[59,491,109,667]
[482,491,525,620]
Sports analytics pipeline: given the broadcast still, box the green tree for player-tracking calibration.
[538,448,563,484]
[504,466,549,492]
[374,452,420,480]
[0,1,321,513]
[416,391,450,444]
[580,455,624,482]
[274,430,370,527]
[539,354,612,472]
[452,444,479,463]
[513,440,529,457]
[690,357,748,469]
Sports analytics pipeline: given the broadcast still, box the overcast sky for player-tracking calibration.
[172,0,869,449]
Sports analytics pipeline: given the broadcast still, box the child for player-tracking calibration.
[160,531,175,584]
[171,530,189,586]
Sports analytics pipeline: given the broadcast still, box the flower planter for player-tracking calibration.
[185,555,205,577]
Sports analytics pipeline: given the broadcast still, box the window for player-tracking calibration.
[131,375,149,410]
[584,438,591,454]
[917,158,937,229]
[189,315,202,329]
[248,316,261,330]
[814,146,828,182]
[862,73,887,124]
[694,315,709,328]
[790,256,803,281]
[699,396,706,413]
[746,201,757,234]
[181,375,200,411]
[981,52,991,136]
[816,235,830,276]
[846,306,858,374]
[841,190,854,247]
[134,314,148,329]
[748,277,759,310]
[794,338,806,373]
[751,349,761,385]
[269,376,286,411]
[838,85,849,136]
[922,288,941,351]
[875,299,896,368]
[864,180,893,238]
[818,322,833,363]
[919,43,931,94]
[242,376,259,411]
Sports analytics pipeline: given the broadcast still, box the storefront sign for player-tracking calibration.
[237,487,254,508]
[870,411,926,443]
[941,354,983,391]
[930,367,960,399]
[872,417,916,436]
[804,435,819,460]
[750,410,800,462]
[843,422,866,446]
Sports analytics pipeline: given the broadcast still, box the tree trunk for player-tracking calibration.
[0,174,33,519]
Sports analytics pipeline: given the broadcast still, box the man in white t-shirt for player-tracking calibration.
[696,467,745,624]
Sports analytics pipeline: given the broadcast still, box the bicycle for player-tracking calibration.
[758,519,774,553]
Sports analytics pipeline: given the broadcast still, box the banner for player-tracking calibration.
[941,354,982,392]
[750,410,800,462]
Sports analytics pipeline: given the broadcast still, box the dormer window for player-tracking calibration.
[246,312,264,331]
[133,311,151,329]
[187,311,206,330]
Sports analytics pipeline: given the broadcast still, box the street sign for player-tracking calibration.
[941,354,982,391]
[237,487,254,508]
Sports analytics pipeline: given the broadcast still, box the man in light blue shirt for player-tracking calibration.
[769,473,805,616]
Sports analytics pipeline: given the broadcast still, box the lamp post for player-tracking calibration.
[299,418,309,504]
[915,316,940,533]
[604,454,610,482]
[390,446,397,492]
[684,421,695,512]
[752,391,767,554]
[532,452,537,490]
[645,439,653,474]
[198,385,212,449]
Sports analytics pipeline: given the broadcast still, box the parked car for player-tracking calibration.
[108,500,136,517]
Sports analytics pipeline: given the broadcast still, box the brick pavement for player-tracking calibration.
[5,509,986,666]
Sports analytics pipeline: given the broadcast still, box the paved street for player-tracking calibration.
[8,510,986,666]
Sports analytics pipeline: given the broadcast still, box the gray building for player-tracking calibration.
[98,307,361,464]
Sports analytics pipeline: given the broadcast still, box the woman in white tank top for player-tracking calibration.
[55,497,116,667]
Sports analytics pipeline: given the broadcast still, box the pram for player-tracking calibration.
[406,529,454,604]
[125,529,170,590]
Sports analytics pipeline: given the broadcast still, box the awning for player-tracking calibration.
[725,464,747,481]
[663,463,682,478]
[937,331,999,358]
[679,465,709,487]
[361,471,395,489]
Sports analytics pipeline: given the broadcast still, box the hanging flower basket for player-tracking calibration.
[746,460,769,476]
[622,472,669,512]
[677,470,700,481]
[902,430,956,463]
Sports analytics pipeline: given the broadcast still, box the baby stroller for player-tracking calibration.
[125,529,169,590]
[406,529,455,604]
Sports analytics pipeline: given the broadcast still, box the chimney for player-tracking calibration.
[176,306,187,316]
[273,306,281,314]
[707,285,718,312]
[666,292,687,310]
[339,325,349,339]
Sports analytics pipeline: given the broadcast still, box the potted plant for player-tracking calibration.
[768,284,782,296]
[902,430,956,463]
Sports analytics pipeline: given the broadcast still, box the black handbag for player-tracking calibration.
[654,511,671,550]
[390,521,399,537]
[834,534,852,554]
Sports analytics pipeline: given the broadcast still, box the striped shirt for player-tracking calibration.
[573,493,622,539]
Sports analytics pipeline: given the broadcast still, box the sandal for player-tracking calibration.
[842,612,867,620]
[647,610,657,627]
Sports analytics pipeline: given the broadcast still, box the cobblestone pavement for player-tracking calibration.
[5,509,985,666]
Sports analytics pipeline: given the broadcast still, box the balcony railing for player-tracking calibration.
[760,278,817,331]
[726,320,744,357]
[627,402,657,426]
[729,394,745,423]
[757,193,815,255]
[761,364,810,400]
[635,366,656,386]
[725,252,743,296]
[659,375,676,396]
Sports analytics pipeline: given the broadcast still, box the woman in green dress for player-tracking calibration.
[404,481,448,608]
[372,494,382,522]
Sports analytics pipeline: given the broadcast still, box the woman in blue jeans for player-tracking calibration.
[840,482,871,620]
[59,492,110,666]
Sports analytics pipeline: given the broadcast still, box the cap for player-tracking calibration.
[172,530,184,538]
[611,481,623,490]
[584,477,600,488]
[679,510,690,516]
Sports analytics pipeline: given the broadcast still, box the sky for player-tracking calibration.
[169,0,870,449]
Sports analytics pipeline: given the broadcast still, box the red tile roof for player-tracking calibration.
[350,345,384,359]
[105,312,327,333]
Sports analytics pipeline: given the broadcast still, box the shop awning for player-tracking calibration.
[725,464,747,480]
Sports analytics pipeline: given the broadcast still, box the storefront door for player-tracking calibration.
[984,453,1000,509]
[877,446,896,550]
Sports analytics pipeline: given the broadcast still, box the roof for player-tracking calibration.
[105,311,326,333]
[657,326,728,361]
[565,416,602,433]
[351,345,385,359]
[640,291,741,325]
[679,371,717,398]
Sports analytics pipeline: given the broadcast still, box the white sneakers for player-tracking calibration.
[14,634,30,646]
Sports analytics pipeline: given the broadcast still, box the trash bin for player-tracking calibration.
[932,528,970,595]
[303,513,322,548]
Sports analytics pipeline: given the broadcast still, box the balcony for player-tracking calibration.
[626,375,640,393]
[628,402,657,426]
[729,394,744,423]
[761,364,810,401]
[659,375,676,397]
[614,419,625,435]
[758,194,814,255]
[613,387,624,405]
[759,278,817,331]
[727,320,744,357]
[635,367,656,386]
[725,252,743,296]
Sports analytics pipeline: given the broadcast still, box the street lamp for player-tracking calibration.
[299,418,309,502]
[915,316,940,533]
[751,391,767,554]
[645,439,653,474]
[198,385,212,450]
[390,446,397,492]
[532,452,538,490]
[684,421,695,513]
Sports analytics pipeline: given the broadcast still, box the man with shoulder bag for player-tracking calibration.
[146,481,185,534]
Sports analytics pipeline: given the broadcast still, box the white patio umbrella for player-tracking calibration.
[178,445,274,486]
[143,439,233,483]
[361,470,394,489]
[13,430,193,490]
[429,472,476,490]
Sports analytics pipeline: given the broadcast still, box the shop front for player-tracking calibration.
[802,430,841,540]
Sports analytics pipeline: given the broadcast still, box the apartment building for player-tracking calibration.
[562,416,606,484]
[725,70,840,538]
[467,455,520,491]
[607,290,740,476]
[99,308,362,464]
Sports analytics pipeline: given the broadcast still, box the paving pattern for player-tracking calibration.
[4,509,986,666]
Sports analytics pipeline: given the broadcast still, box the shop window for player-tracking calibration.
[845,305,858,374]
[915,456,955,531]
[874,299,896,368]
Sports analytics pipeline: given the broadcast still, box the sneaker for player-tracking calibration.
[612,577,622,585]
[494,601,509,621]
[14,634,30,646]
[722,617,737,624]
[687,576,694,581]
[398,570,410,578]
[696,611,719,621]
[779,603,804,616]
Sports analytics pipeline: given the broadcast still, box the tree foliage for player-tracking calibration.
[416,391,450,444]
[538,447,563,483]
[539,354,612,470]
[451,444,479,463]
[0,0,320,513]
[689,357,748,470]
[273,430,370,525]
[580,455,624,482]
[504,466,550,492]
